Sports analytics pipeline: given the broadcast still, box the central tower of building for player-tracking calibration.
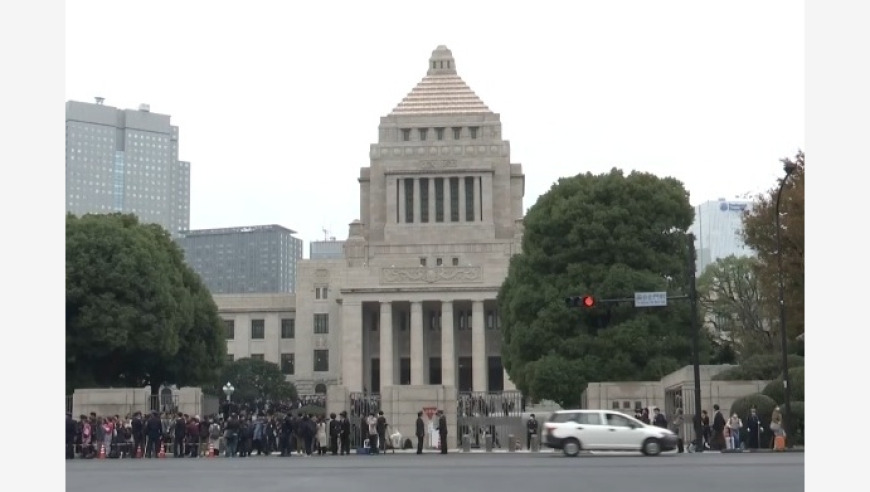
[294,47,525,433]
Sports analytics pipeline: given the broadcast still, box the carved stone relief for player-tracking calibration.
[380,266,482,284]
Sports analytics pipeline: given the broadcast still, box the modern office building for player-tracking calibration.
[690,198,755,274]
[176,225,303,294]
[65,98,190,236]
[213,46,526,441]
[309,239,346,260]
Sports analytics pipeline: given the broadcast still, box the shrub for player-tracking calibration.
[786,401,804,446]
[712,354,804,381]
[761,366,804,404]
[730,393,777,448]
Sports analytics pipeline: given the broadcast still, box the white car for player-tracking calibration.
[542,409,678,457]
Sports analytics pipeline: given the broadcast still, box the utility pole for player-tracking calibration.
[687,234,703,452]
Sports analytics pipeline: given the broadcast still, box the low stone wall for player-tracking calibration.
[71,387,208,417]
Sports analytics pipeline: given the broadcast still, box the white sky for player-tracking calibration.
[65,0,804,250]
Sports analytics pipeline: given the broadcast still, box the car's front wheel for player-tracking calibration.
[562,438,581,457]
[641,438,662,456]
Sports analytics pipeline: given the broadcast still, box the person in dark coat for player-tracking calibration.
[130,412,144,458]
[144,411,163,458]
[437,410,448,454]
[339,411,351,455]
[415,411,425,455]
[711,404,727,450]
[66,413,77,459]
[328,413,340,455]
[301,414,315,456]
[745,406,762,449]
[280,414,293,457]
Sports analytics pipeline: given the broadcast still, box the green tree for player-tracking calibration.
[213,358,298,404]
[66,213,226,394]
[698,256,774,357]
[498,169,698,407]
[742,151,804,344]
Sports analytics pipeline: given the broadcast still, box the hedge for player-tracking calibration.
[761,366,804,404]
[712,353,805,381]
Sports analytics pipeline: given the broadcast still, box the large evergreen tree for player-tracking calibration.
[66,213,226,393]
[498,169,700,407]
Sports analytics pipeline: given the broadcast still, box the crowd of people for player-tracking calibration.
[628,404,788,452]
[65,408,364,460]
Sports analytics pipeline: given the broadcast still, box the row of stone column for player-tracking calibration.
[378,300,487,391]
[397,176,479,223]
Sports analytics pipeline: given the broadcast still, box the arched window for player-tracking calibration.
[314,383,327,394]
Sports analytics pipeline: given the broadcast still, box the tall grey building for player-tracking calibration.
[65,98,190,236]
[309,240,346,260]
[690,198,755,274]
[176,225,304,294]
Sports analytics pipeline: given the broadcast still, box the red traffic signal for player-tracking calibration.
[565,295,596,308]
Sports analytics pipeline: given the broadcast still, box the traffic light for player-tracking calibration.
[565,295,596,308]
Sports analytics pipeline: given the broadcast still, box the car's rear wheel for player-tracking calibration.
[641,438,661,456]
[562,438,581,457]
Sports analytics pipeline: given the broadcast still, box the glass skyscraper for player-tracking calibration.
[175,225,304,294]
[689,198,755,275]
[65,98,190,236]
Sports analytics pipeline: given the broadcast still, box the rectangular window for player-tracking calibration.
[479,177,483,221]
[420,257,427,267]
[419,178,429,222]
[435,127,444,140]
[429,311,441,330]
[314,349,329,372]
[452,257,459,266]
[400,357,411,385]
[314,314,329,334]
[402,129,411,141]
[404,178,414,223]
[486,310,496,330]
[429,357,442,385]
[224,319,235,340]
[251,319,265,339]
[418,128,428,141]
[281,318,295,339]
[436,258,443,266]
[469,126,479,139]
[452,127,462,139]
[281,353,295,375]
[251,353,265,361]
[396,179,400,223]
[315,287,328,299]
[434,178,444,222]
[465,176,475,221]
[449,177,459,222]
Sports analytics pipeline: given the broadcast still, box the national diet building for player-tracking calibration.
[215,45,527,444]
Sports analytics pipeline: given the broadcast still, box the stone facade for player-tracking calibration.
[214,46,525,441]
[215,44,524,393]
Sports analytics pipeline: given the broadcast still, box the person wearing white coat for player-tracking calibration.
[316,418,328,455]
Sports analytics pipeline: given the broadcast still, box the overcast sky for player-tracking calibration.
[65,0,804,251]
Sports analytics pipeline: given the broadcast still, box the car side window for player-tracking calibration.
[605,412,633,428]
[577,412,603,425]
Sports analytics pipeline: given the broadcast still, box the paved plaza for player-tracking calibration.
[66,451,804,492]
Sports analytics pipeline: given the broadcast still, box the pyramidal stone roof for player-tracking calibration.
[389,46,491,116]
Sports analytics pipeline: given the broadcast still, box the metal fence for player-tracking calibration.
[347,392,381,449]
[456,391,525,449]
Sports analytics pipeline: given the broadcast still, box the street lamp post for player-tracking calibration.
[223,382,235,402]
[775,158,798,445]
[687,233,703,452]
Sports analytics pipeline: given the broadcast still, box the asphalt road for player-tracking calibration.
[66,451,803,492]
